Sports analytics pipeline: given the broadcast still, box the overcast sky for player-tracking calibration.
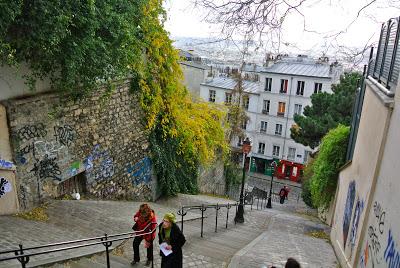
[163,0,399,57]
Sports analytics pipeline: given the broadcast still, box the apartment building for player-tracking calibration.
[200,55,342,182]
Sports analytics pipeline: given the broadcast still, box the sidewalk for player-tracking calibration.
[228,208,338,268]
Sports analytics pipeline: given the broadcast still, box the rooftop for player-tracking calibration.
[180,61,210,70]
[262,59,332,78]
[201,77,260,94]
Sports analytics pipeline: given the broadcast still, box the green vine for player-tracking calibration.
[1,0,229,196]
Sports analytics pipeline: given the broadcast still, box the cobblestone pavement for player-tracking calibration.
[228,209,338,268]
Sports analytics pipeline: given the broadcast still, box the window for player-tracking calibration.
[225,93,232,104]
[241,120,247,130]
[296,81,305,96]
[314,83,322,93]
[265,78,272,91]
[242,95,249,110]
[260,121,268,133]
[209,90,216,102]
[288,148,296,160]
[262,100,270,114]
[294,104,303,115]
[273,145,280,157]
[278,102,286,116]
[254,74,260,82]
[275,124,283,135]
[237,137,243,147]
[258,143,266,154]
[280,79,288,93]
[304,150,311,163]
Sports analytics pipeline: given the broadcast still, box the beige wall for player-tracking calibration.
[331,81,394,268]
[0,104,19,214]
[0,64,51,101]
[356,85,400,268]
[180,64,207,96]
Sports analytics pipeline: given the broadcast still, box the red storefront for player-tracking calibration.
[275,160,303,182]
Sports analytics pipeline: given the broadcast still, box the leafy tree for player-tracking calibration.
[0,0,229,196]
[310,125,350,208]
[290,72,362,149]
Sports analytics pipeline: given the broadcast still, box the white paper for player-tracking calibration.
[160,242,173,256]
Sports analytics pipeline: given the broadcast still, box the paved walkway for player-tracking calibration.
[0,194,338,268]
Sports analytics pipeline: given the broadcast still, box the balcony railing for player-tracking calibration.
[368,17,400,95]
[262,109,269,115]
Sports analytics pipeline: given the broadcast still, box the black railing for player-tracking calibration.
[0,222,158,268]
[177,203,239,237]
[369,17,400,94]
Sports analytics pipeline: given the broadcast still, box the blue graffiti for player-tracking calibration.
[126,157,152,186]
[384,229,400,268]
[343,181,356,249]
[0,159,13,169]
[85,145,114,181]
[349,198,364,249]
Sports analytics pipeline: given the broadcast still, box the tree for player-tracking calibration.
[290,72,362,149]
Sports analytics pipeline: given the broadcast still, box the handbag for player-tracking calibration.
[132,222,138,231]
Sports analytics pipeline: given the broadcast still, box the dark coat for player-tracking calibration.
[158,222,186,268]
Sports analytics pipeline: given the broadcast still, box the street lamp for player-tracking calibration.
[235,137,252,223]
[266,161,277,209]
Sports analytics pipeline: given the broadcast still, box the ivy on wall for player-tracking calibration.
[1,0,229,196]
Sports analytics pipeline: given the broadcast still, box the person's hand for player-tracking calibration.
[134,216,138,222]
[144,241,151,248]
[165,245,172,250]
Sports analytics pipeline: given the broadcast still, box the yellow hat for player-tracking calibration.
[163,212,176,223]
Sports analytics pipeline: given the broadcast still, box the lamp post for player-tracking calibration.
[266,161,277,209]
[234,138,252,223]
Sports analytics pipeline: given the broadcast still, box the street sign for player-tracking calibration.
[270,161,277,168]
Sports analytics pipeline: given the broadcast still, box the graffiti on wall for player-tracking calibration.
[54,125,75,147]
[19,185,27,209]
[85,145,115,181]
[17,123,47,141]
[0,158,13,169]
[349,197,365,251]
[0,177,12,198]
[126,157,152,186]
[359,201,387,267]
[384,229,400,268]
[343,180,356,249]
[30,154,62,181]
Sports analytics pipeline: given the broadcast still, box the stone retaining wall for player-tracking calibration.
[2,80,156,210]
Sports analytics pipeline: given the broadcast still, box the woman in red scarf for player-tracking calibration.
[131,203,157,266]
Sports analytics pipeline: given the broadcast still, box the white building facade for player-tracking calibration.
[200,56,342,181]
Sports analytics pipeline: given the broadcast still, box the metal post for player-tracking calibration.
[226,204,231,228]
[200,204,206,237]
[15,244,29,268]
[250,195,253,210]
[257,197,259,210]
[234,152,247,223]
[101,234,112,268]
[181,208,184,233]
[215,204,221,233]
[266,174,274,208]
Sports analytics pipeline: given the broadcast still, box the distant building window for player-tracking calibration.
[288,148,296,160]
[296,81,305,96]
[237,137,243,147]
[280,79,288,93]
[254,74,260,82]
[294,104,303,115]
[278,102,286,117]
[275,124,283,135]
[241,120,247,130]
[209,90,216,102]
[314,83,322,93]
[265,78,272,91]
[260,121,268,133]
[273,145,280,157]
[225,93,232,104]
[242,95,249,110]
[258,143,266,154]
[304,150,312,163]
[263,100,270,114]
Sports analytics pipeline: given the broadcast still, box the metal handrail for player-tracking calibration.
[0,222,158,268]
